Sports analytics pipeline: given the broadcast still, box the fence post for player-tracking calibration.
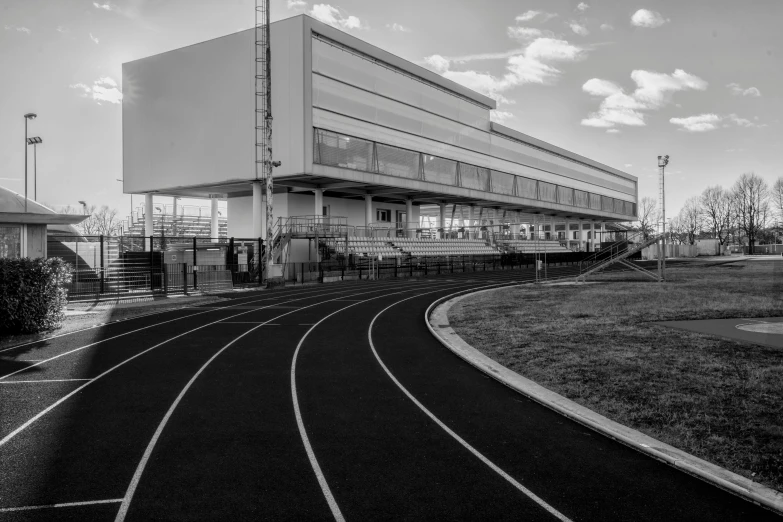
[359,262,362,280]
[193,237,198,290]
[149,235,154,292]
[258,238,263,286]
[183,263,188,295]
[424,257,428,276]
[99,235,105,294]
[163,263,168,293]
[228,237,235,282]
[394,261,397,279]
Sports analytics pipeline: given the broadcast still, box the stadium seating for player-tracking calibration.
[498,240,572,253]
[328,237,403,257]
[393,238,499,257]
[124,214,228,238]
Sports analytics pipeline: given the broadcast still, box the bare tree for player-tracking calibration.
[700,186,734,246]
[668,215,686,245]
[92,205,120,235]
[678,196,703,245]
[772,177,783,227]
[635,196,659,240]
[732,172,770,254]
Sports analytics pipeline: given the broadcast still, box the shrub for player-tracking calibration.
[0,257,72,335]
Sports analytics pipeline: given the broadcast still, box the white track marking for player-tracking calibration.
[0,498,123,512]
[366,289,572,522]
[289,279,505,522]
[0,283,412,449]
[0,379,91,384]
[0,283,413,381]
[114,281,445,522]
[0,283,371,355]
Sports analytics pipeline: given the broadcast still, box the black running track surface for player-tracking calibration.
[0,269,779,521]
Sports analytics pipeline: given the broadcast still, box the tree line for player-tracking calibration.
[635,172,779,254]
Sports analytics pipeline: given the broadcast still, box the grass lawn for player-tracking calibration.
[448,258,783,492]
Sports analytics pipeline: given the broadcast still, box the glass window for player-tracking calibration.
[539,182,557,202]
[460,164,490,191]
[517,177,538,199]
[574,190,589,208]
[423,155,457,185]
[557,186,573,206]
[490,171,515,195]
[602,196,614,212]
[376,143,420,179]
[314,129,374,172]
[0,226,21,259]
[589,193,602,210]
[376,209,391,222]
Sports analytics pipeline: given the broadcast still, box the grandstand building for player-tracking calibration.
[122,14,637,262]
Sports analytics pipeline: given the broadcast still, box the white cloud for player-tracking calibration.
[387,23,411,32]
[577,3,589,12]
[727,83,761,97]
[89,32,99,44]
[631,9,668,28]
[600,23,613,31]
[490,110,514,124]
[606,129,621,134]
[56,25,67,33]
[423,37,585,106]
[624,164,633,167]
[287,0,307,9]
[515,10,557,23]
[581,69,708,129]
[310,4,363,30]
[70,76,123,105]
[4,25,31,34]
[92,2,115,11]
[568,21,589,36]
[507,26,545,41]
[670,113,721,132]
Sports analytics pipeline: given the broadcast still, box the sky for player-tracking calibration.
[1,0,781,220]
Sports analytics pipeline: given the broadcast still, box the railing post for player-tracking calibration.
[183,263,188,295]
[258,238,263,286]
[193,237,198,290]
[163,263,168,293]
[99,235,105,294]
[149,235,154,292]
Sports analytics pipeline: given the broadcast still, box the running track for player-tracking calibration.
[0,268,779,521]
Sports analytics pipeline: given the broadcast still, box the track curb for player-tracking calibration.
[425,285,783,516]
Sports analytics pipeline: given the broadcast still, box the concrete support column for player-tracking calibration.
[439,202,446,238]
[406,198,414,238]
[210,196,219,243]
[467,205,475,238]
[144,193,153,249]
[253,182,264,239]
[315,188,324,218]
[364,194,373,228]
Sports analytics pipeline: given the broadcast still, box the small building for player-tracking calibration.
[0,185,87,259]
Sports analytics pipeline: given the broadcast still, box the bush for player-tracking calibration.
[0,258,72,335]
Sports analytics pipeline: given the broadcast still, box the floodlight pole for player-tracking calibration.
[658,155,669,282]
[23,113,37,212]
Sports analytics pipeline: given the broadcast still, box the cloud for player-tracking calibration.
[670,113,721,132]
[606,129,621,134]
[287,0,307,9]
[577,3,589,11]
[631,9,668,28]
[4,25,31,34]
[507,26,545,41]
[310,4,363,30]
[727,83,761,97]
[515,10,558,23]
[387,23,411,32]
[600,23,613,31]
[92,2,115,11]
[56,25,67,33]
[424,37,585,105]
[490,110,514,124]
[70,76,123,105]
[624,164,633,167]
[568,21,589,36]
[581,69,708,129]
[89,32,99,44]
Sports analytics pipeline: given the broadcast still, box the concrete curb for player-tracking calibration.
[425,286,783,516]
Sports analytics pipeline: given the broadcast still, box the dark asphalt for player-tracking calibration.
[0,268,779,521]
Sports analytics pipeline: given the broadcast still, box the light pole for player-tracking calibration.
[27,137,42,201]
[23,113,37,212]
[658,154,669,281]
[78,200,87,214]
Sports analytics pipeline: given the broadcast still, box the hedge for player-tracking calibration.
[0,257,72,335]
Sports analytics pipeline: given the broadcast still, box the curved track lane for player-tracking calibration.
[0,269,779,521]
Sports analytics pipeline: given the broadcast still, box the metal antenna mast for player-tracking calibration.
[255,0,276,270]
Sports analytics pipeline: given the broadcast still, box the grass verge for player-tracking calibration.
[448,258,783,492]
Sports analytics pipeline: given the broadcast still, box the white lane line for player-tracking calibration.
[0,283,411,449]
[288,279,497,522]
[0,498,123,512]
[366,289,572,522]
[0,379,92,384]
[0,283,413,382]
[0,283,370,355]
[114,281,435,522]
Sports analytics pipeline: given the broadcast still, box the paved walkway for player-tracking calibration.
[0,268,779,521]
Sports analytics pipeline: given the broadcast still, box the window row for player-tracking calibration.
[313,128,636,218]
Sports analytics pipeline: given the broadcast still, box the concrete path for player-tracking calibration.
[0,268,779,521]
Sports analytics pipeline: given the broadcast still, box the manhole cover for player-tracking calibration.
[736,323,783,334]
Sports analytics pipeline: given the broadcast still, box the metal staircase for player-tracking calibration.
[576,231,662,282]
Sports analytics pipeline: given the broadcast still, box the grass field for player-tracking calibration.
[448,258,783,492]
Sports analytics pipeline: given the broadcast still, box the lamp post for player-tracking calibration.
[78,200,87,214]
[657,154,669,281]
[23,113,37,212]
[27,137,42,201]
